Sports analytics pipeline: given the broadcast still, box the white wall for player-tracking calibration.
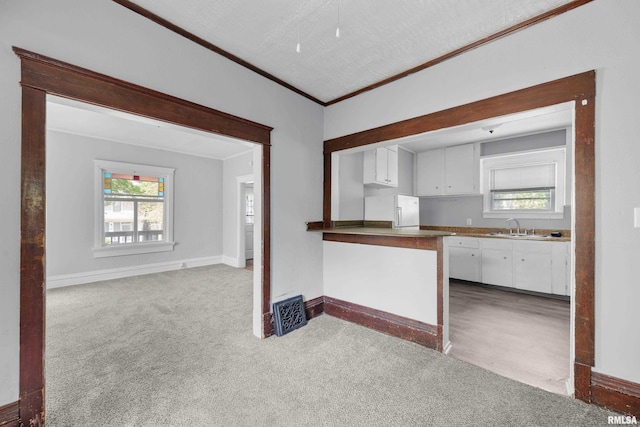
[325,0,640,384]
[45,130,224,283]
[0,0,324,406]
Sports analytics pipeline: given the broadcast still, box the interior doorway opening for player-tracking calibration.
[15,47,273,425]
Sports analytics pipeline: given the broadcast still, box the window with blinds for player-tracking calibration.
[490,163,556,211]
[481,148,566,218]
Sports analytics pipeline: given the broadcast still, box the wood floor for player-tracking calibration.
[448,280,571,395]
[245,258,253,271]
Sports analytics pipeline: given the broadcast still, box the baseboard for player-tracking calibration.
[46,256,223,288]
[222,255,242,268]
[0,401,19,427]
[591,371,640,417]
[324,296,439,350]
[443,340,453,355]
[304,296,325,320]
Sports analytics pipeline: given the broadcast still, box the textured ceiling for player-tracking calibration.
[127,0,580,103]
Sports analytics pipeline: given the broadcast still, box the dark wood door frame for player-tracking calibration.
[13,47,273,426]
[323,71,596,402]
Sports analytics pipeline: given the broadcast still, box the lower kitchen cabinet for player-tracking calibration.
[448,237,481,282]
[447,236,570,296]
[481,239,513,287]
[513,242,553,294]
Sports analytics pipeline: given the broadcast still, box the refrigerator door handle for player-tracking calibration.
[396,207,402,228]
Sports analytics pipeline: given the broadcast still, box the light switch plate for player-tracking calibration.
[635,208,640,228]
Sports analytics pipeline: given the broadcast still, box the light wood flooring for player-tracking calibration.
[448,280,571,395]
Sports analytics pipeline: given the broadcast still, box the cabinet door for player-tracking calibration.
[445,144,476,194]
[416,149,444,196]
[481,249,513,287]
[375,147,389,184]
[386,146,399,187]
[514,250,552,293]
[449,247,481,282]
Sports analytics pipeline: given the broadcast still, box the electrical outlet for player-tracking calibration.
[466,218,472,226]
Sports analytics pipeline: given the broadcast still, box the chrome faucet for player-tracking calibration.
[506,218,521,235]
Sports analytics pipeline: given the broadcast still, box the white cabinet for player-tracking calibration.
[480,239,513,287]
[448,237,570,296]
[448,237,481,282]
[416,143,478,196]
[444,144,478,194]
[416,149,444,196]
[513,241,553,294]
[364,145,398,187]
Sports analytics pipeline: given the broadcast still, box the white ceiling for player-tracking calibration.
[128,0,579,103]
[47,96,254,160]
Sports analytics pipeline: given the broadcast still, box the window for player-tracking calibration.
[481,148,566,219]
[94,160,175,257]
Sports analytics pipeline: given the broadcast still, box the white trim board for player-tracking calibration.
[46,256,225,289]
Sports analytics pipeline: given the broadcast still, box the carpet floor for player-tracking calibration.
[46,264,616,426]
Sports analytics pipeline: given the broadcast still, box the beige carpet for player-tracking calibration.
[46,264,616,426]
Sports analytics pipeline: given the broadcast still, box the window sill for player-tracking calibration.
[93,241,175,258]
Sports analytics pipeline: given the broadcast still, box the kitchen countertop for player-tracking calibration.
[307,221,571,242]
[318,227,454,238]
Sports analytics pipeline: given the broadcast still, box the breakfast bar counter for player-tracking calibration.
[308,221,452,352]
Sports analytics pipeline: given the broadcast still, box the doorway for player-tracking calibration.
[15,47,272,425]
[322,71,595,403]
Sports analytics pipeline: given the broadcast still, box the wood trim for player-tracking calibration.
[0,401,20,427]
[573,94,596,367]
[261,144,272,338]
[13,47,272,146]
[304,296,325,320]
[325,71,595,153]
[14,47,273,423]
[592,372,640,417]
[325,0,594,105]
[323,71,596,402]
[324,297,439,349]
[436,237,444,351]
[111,0,325,106]
[574,362,592,403]
[19,86,46,427]
[323,232,440,251]
[323,153,332,227]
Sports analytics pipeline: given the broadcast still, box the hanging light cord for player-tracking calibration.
[296,0,301,53]
[336,0,341,38]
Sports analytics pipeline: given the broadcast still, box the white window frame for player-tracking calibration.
[93,160,175,258]
[481,148,566,219]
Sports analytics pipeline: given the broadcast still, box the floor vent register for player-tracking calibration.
[273,295,307,336]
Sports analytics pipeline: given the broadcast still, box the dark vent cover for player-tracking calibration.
[273,295,307,336]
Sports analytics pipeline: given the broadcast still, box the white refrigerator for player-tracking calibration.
[364,195,420,230]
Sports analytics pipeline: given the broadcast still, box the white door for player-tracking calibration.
[245,185,254,260]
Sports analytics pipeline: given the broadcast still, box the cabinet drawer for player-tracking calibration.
[480,238,513,250]
[447,237,480,249]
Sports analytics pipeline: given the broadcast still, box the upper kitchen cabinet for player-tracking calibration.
[364,145,398,188]
[416,143,479,196]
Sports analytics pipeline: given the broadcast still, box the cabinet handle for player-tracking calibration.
[521,258,525,262]
[471,254,475,257]
[504,257,507,260]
